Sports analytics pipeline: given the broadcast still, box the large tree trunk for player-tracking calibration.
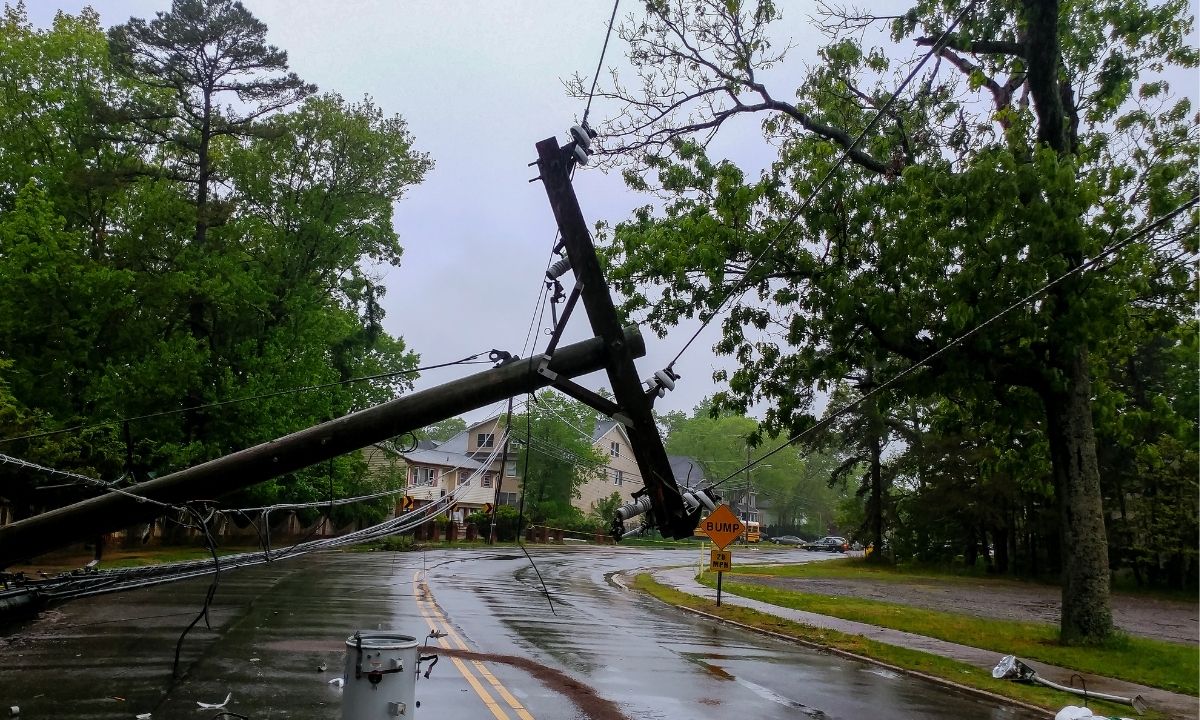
[1041,345,1113,643]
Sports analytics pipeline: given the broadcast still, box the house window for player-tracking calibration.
[411,467,437,486]
[505,461,517,477]
[458,471,471,487]
[498,491,519,506]
[613,469,623,486]
[609,441,620,458]
[481,473,494,488]
[477,433,494,448]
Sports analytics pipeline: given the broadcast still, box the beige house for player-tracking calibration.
[364,415,661,521]
[574,419,644,512]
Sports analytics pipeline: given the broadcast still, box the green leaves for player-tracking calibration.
[0,5,428,525]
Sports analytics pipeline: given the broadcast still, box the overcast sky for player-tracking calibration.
[25,0,838,425]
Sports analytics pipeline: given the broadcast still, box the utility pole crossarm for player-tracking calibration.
[534,137,691,539]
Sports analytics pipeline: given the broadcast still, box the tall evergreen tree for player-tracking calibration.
[108,0,314,248]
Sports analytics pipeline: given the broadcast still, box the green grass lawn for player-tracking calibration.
[699,568,1197,696]
[633,574,1162,719]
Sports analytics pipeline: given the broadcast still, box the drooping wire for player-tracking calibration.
[515,392,555,616]
[0,352,493,446]
[0,452,180,510]
[582,0,622,126]
[707,193,1200,490]
[171,505,221,680]
[665,1,978,370]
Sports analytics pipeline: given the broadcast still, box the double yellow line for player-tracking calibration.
[412,570,535,720]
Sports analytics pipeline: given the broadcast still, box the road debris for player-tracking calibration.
[195,692,232,710]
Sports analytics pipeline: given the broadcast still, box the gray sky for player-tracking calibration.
[27,0,830,425]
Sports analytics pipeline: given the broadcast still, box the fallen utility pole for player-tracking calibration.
[0,330,645,569]
[534,136,692,539]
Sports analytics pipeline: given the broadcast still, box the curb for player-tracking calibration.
[625,571,1055,719]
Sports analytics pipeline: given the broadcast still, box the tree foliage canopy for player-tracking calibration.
[0,1,429,528]
[585,0,1197,641]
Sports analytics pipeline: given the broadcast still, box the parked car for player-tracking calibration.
[807,536,849,552]
[770,535,805,545]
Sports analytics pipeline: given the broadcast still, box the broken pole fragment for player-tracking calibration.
[0,329,646,569]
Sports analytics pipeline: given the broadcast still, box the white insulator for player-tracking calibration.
[685,489,716,513]
[546,257,572,280]
[615,494,653,520]
[572,145,589,166]
[570,124,592,151]
[653,369,676,391]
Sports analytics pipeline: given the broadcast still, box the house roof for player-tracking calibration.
[436,414,502,454]
[668,455,707,488]
[592,418,632,446]
[401,448,484,471]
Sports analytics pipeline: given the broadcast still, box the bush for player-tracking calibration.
[375,534,416,552]
[466,506,523,541]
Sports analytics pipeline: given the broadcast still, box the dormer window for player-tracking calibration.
[477,433,494,448]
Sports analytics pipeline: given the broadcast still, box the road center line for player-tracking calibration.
[426,601,536,720]
[413,570,511,720]
[415,570,537,720]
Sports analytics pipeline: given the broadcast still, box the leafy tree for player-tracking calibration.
[810,377,899,561]
[514,391,605,521]
[661,400,845,535]
[0,5,429,532]
[589,491,625,526]
[588,0,1196,642]
[415,417,467,445]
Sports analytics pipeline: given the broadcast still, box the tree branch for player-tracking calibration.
[916,36,1025,57]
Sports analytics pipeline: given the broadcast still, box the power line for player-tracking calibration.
[666,1,978,370]
[582,0,621,126]
[708,193,1200,491]
[0,451,181,512]
[0,352,492,446]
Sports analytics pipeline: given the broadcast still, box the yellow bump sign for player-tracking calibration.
[700,504,744,550]
[710,549,732,572]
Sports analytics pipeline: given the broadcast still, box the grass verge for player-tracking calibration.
[633,573,1164,719]
[700,570,1197,696]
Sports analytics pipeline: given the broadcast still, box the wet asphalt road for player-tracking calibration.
[0,546,1041,719]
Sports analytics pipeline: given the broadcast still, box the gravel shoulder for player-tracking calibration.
[733,572,1198,645]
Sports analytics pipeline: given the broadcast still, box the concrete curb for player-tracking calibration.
[670,601,1055,719]
[615,569,1110,720]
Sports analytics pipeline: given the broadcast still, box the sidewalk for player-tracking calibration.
[651,566,1198,720]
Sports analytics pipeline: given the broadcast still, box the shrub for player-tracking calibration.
[466,506,523,541]
[375,534,416,552]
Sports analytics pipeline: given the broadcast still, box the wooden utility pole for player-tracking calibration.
[488,396,514,543]
[535,137,691,538]
[0,330,645,568]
